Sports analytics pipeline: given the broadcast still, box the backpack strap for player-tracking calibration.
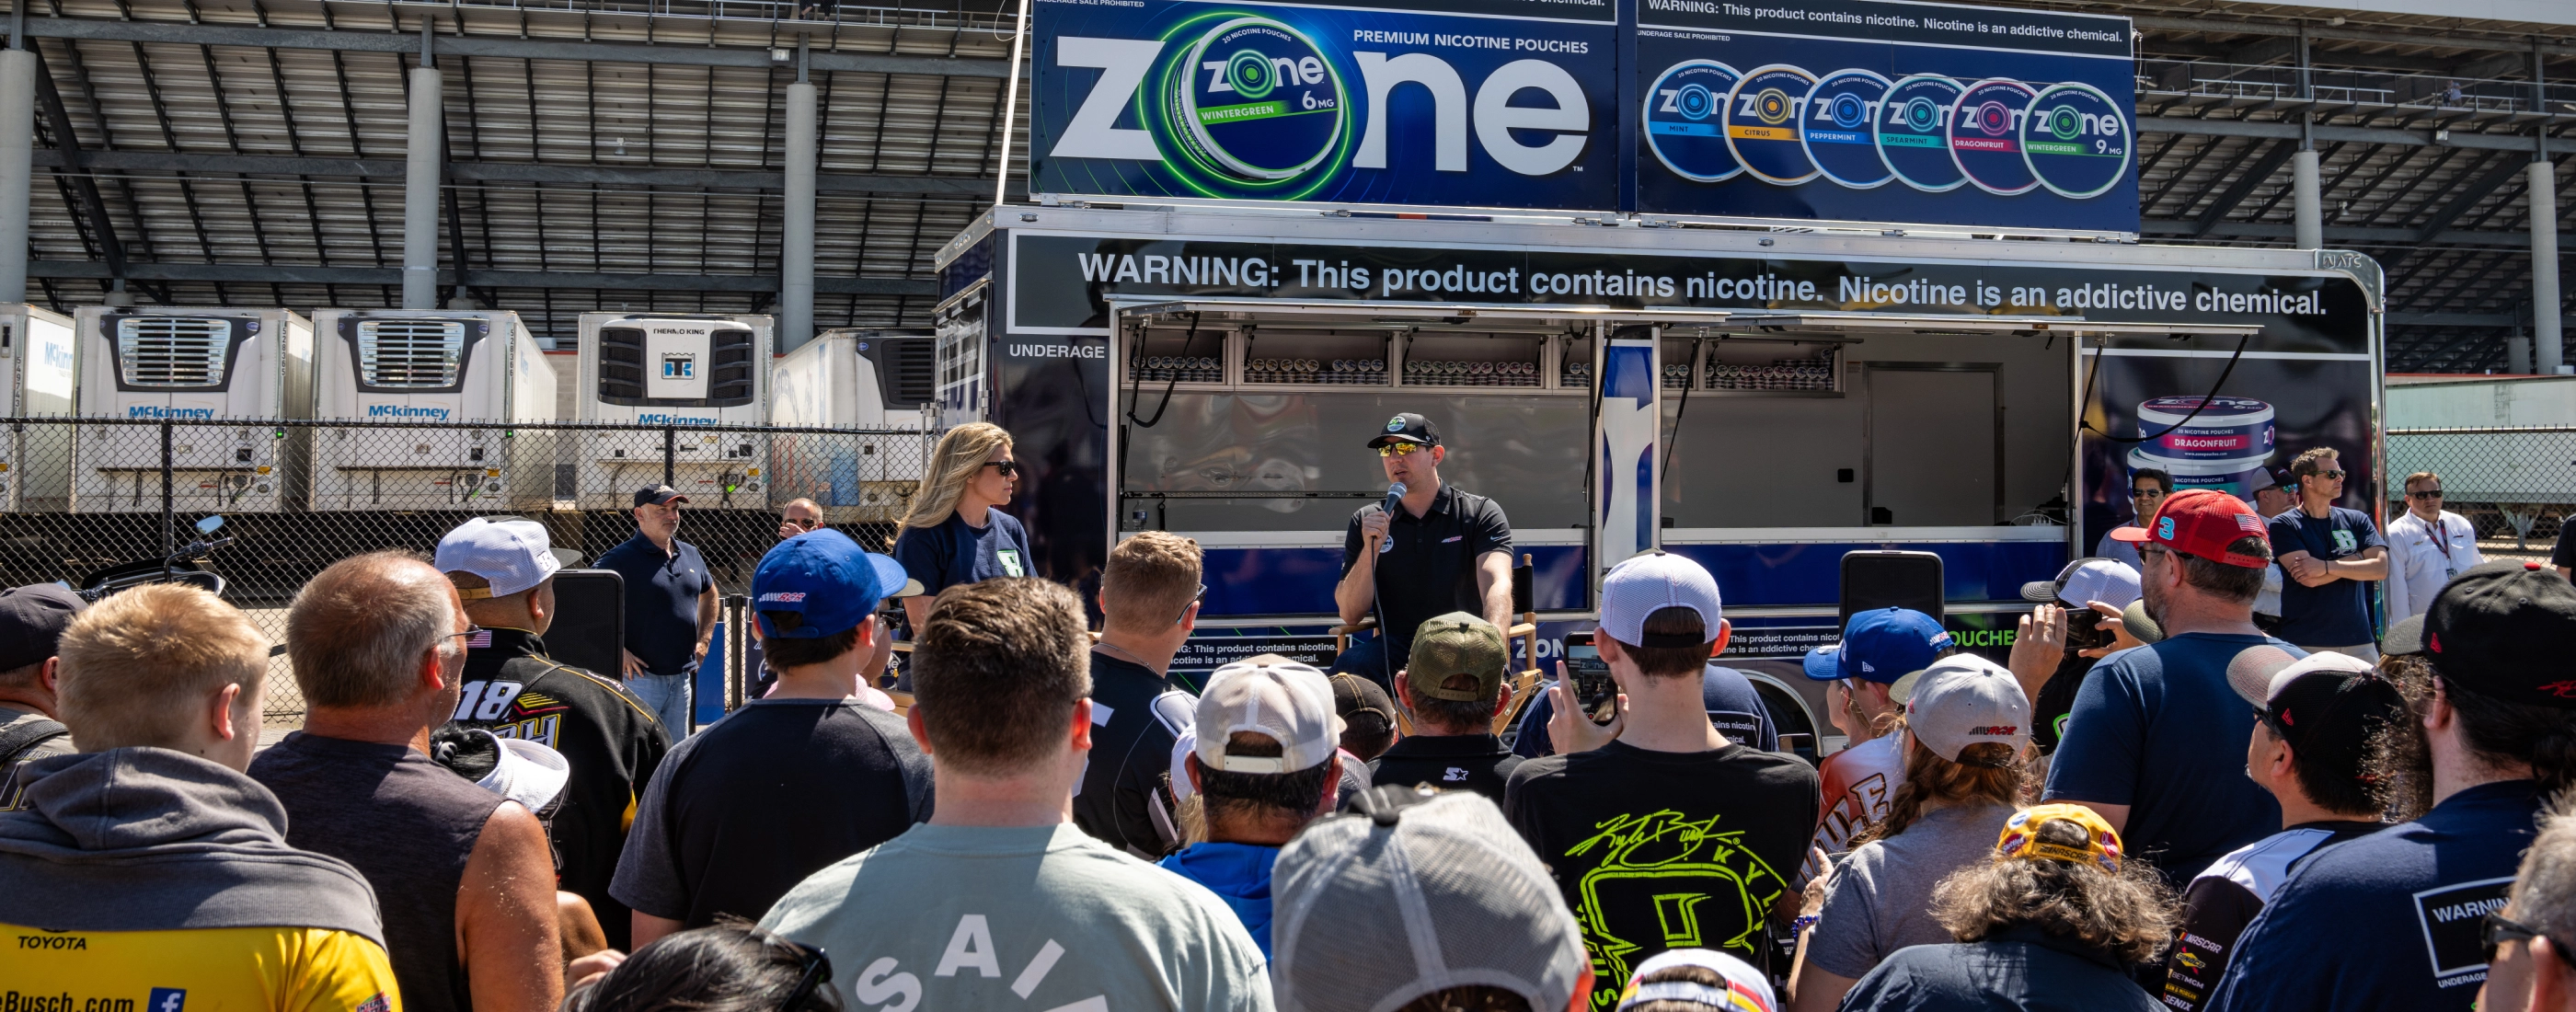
[0,717,70,767]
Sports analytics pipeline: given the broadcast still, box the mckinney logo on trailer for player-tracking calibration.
[366,404,454,420]
[127,406,216,420]
[1033,0,1616,210]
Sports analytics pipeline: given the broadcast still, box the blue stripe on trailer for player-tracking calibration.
[1662,539,2069,608]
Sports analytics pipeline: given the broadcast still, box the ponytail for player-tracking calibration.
[2444,674,2576,797]
[1849,736,2027,847]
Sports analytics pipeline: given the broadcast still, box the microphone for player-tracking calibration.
[1378,482,1407,554]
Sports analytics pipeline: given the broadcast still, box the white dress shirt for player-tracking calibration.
[2383,510,2482,619]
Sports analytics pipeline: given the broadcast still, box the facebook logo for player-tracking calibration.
[148,989,187,1012]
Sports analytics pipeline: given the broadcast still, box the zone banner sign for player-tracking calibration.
[1030,0,2136,232]
[1635,0,2137,231]
[1031,0,1619,211]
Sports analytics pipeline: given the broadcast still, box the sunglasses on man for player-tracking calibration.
[782,516,820,531]
[2485,912,2576,968]
[2407,488,2444,500]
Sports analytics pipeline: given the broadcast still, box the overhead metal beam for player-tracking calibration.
[2192,138,2299,237]
[26,148,1009,196]
[2131,15,2576,59]
[7,17,1012,78]
[2413,155,2532,243]
[2138,116,2576,154]
[24,259,937,294]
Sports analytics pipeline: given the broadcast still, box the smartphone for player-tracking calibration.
[2064,607,2111,651]
[1839,550,1945,627]
[1562,632,1617,725]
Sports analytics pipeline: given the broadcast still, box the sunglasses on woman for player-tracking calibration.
[982,460,1022,477]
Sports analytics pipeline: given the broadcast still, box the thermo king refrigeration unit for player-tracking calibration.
[311,309,561,512]
[1,305,76,512]
[73,307,313,513]
[769,328,936,518]
[574,313,772,510]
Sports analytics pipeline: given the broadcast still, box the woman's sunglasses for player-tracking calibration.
[982,460,1022,477]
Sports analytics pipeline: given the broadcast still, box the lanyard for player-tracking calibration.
[2423,515,2456,563]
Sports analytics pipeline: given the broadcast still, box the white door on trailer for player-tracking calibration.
[1867,366,2000,527]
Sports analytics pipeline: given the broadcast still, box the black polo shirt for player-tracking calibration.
[594,533,713,677]
[1369,732,1521,803]
[1340,483,1512,672]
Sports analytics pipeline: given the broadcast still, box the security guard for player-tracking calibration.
[435,516,672,951]
[1331,412,1516,692]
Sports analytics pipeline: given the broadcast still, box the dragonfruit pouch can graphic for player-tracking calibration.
[2135,396,2274,462]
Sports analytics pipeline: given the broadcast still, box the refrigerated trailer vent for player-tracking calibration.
[358,320,465,387]
[115,317,230,387]
[881,337,936,408]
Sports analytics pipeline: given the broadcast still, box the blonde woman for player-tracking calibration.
[891,422,1029,633]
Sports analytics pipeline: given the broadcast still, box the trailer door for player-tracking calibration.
[1867,364,2001,526]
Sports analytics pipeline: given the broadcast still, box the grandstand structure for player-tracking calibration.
[0,0,2570,368]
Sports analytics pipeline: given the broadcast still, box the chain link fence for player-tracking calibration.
[1,416,934,722]
[2386,426,2576,549]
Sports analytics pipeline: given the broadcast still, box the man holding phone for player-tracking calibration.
[1331,413,1514,692]
[1504,551,1819,1005]
[1507,635,1778,759]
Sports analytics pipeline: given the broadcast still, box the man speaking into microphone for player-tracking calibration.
[1331,412,1515,693]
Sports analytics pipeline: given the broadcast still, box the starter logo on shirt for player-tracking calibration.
[1444,767,1468,782]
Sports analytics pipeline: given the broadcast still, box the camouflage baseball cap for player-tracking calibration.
[1404,612,1508,703]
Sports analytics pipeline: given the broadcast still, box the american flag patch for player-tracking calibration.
[2235,513,2268,535]
[468,628,493,649]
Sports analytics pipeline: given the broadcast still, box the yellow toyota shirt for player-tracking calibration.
[0,924,402,1012]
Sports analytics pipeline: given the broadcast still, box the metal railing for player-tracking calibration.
[0,416,934,721]
[2386,425,2576,547]
[2137,59,2576,113]
[385,0,1020,31]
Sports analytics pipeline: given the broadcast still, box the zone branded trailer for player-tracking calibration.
[573,313,774,510]
[0,305,76,512]
[72,307,314,513]
[932,206,2384,752]
[768,328,937,518]
[310,309,561,512]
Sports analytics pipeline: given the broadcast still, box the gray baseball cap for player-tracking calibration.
[1903,654,2031,765]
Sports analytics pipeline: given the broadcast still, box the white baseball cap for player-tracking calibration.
[1903,654,2031,765]
[1194,656,1341,775]
[2019,557,2142,609]
[1600,550,1723,648]
[434,517,561,599]
[475,735,572,815]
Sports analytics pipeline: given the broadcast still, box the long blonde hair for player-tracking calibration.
[903,422,1013,529]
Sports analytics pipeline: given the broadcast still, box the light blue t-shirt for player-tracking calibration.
[762,822,1272,1012]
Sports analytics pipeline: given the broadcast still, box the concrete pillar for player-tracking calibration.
[402,63,443,310]
[2534,160,2563,374]
[2510,331,2535,374]
[0,49,33,305]
[781,77,816,352]
[2292,149,2322,250]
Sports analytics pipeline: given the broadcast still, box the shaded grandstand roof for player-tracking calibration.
[11,0,2576,368]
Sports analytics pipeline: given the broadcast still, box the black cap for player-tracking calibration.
[1329,671,1397,736]
[2263,661,2408,785]
[2384,614,2427,657]
[2425,560,2576,707]
[633,485,688,508]
[0,583,86,672]
[1366,412,1441,450]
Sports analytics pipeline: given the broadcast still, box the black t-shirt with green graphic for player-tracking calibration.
[1503,740,1820,1009]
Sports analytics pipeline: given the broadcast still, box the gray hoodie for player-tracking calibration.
[0,746,385,944]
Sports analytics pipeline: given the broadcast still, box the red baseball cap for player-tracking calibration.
[2110,489,2271,569]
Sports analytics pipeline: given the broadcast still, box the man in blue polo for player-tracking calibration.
[597,484,719,740]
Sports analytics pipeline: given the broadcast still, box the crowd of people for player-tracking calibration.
[8,418,2576,1012]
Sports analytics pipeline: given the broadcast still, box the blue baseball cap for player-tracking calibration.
[1800,644,1843,682]
[1834,607,1953,684]
[751,529,923,639]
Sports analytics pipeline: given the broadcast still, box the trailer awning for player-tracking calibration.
[1112,298,1732,330]
[1729,313,2266,339]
